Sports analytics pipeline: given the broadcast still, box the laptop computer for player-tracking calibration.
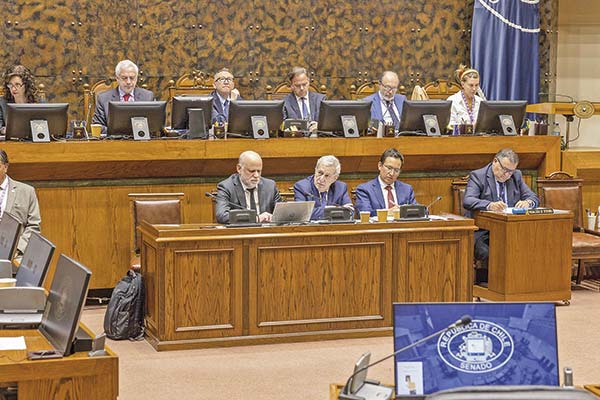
[392,302,559,397]
[270,201,314,225]
[342,352,393,400]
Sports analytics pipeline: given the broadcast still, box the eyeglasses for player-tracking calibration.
[495,157,516,175]
[216,77,233,83]
[382,164,401,174]
[380,84,398,92]
[117,75,136,82]
[7,83,24,89]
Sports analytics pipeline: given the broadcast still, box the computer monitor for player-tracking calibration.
[474,100,527,135]
[227,100,284,137]
[398,100,452,135]
[171,96,213,131]
[0,212,22,260]
[317,100,371,136]
[39,254,92,356]
[107,101,167,137]
[15,231,55,287]
[5,103,69,140]
[393,302,559,396]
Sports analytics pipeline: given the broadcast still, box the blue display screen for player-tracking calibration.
[393,303,559,396]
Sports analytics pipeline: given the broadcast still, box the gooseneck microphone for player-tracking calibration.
[340,315,472,398]
[204,191,245,210]
[539,92,575,103]
[426,195,443,214]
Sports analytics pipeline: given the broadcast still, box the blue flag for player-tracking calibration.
[471,0,540,104]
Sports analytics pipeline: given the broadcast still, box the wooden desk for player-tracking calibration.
[139,216,476,351]
[2,136,559,290]
[473,211,573,302]
[0,325,118,399]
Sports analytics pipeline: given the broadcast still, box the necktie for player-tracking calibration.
[386,101,399,128]
[301,97,310,120]
[385,185,395,209]
[123,93,131,102]
[223,99,230,120]
[247,188,257,211]
[498,182,506,203]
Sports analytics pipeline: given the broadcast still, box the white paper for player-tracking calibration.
[0,336,26,350]
[396,361,424,395]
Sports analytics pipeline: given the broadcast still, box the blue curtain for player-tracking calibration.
[471,0,540,103]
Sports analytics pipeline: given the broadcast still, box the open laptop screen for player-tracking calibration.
[393,302,559,396]
[271,201,314,224]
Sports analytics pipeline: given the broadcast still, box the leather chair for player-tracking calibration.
[265,81,327,101]
[537,171,600,286]
[451,176,469,216]
[422,79,461,100]
[128,193,184,272]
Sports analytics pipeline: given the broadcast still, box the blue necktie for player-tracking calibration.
[498,182,506,203]
[386,101,399,128]
[301,98,310,120]
[223,99,230,120]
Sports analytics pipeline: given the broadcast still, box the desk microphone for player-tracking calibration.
[425,195,443,215]
[539,92,575,103]
[204,191,246,210]
[339,315,472,399]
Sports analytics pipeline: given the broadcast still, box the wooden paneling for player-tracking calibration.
[140,218,475,350]
[562,148,600,213]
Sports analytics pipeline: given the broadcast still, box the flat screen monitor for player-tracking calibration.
[317,100,371,136]
[398,100,452,135]
[15,231,55,287]
[107,101,167,137]
[227,100,284,137]
[474,100,527,135]
[39,254,92,356]
[171,96,213,130]
[5,103,69,141]
[0,211,22,260]
[393,302,559,396]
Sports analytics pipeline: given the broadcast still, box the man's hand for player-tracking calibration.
[231,88,240,101]
[258,212,272,223]
[515,200,532,209]
[487,201,507,211]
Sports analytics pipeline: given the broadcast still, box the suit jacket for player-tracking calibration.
[355,177,416,216]
[216,174,282,224]
[362,92,406,129]
[282,91,326,122]
[293,176,352,220]
[210,90,243,123]
[3,177,41,254]
[92,87,154,135]
[463,162,539,219]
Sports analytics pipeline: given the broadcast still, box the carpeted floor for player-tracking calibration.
[81,288,600,399]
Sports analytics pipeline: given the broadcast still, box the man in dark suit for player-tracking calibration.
[0,149,41,257]
[282,67,326,133]
[463,148,539,282]
[294,155,353,220]
[216,150,282,224]
[92,59,154,135]
[363,71,406,132]
[355,148,416,216]
[210,68,241,124]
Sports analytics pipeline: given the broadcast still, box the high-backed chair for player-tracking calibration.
[82,79,118,128]
[265,81,327,101]
[128,193,184,272]
[166,70,215,124]
[537,171,600,286]
[422,79,461,100]
[451,176,470,216]
[349,81,407,100]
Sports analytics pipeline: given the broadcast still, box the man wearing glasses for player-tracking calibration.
[363,71,406,132]
[92,59,154,135]
[215,150,281,224]
[463,148,539,282]
[355,148,416,217]
[211,68,241,123]
[282,66,326,132]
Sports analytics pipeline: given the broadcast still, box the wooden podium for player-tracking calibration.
[473,211,573,303]
[527,102,600,149]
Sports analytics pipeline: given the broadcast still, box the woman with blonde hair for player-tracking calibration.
[448,64,483,127]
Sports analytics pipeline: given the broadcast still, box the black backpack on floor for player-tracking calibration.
[104,269,145,340]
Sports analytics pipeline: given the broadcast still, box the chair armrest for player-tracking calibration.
[0,287,47,312]
[583,228,600,236]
